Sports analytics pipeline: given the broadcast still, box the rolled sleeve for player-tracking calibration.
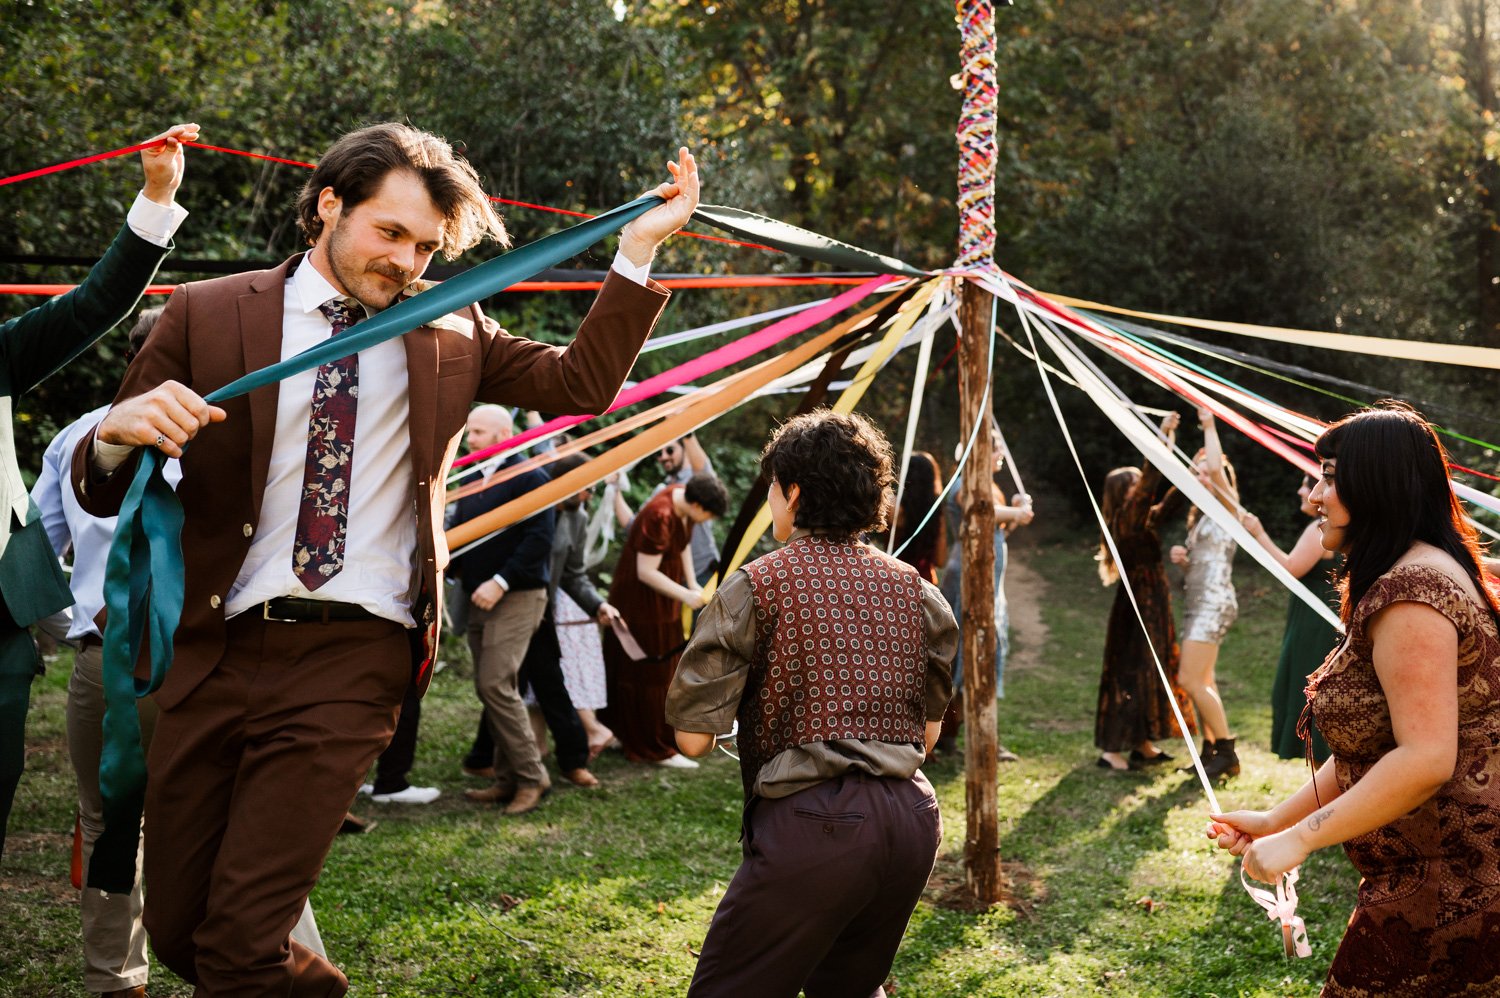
[666,570,757,733]
[921,578,958,720]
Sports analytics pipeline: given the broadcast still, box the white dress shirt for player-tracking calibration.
[126,190,189,248]
[224,251,652,625]
[225,259,420,623]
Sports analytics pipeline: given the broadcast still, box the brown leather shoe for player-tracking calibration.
[462,764,496,779]
[464,783,516,805]
[502,781,552,816]
[338,812,375,835]
[563,768,599,789]
[102,987,146,998]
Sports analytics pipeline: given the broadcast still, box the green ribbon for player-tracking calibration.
[89,194,664,892]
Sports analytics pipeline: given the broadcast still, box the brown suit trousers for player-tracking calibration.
[143,613,410,996]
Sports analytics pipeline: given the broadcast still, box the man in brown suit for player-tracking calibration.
[71,123,698,996]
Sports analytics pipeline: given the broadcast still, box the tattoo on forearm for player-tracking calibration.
[1307,807,1334,834]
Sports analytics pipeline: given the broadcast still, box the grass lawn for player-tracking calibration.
[0,532,1359,996]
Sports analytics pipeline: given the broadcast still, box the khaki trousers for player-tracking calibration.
[466,590,549,789]
[67,641,157,993]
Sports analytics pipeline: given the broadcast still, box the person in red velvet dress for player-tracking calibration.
[600,474,726,768]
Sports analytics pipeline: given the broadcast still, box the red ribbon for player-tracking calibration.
[0,136,773,251]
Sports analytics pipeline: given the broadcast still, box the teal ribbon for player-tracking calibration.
[89,194,663,892]
[89,195,929,892]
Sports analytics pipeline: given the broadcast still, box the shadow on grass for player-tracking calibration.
[901,761,1211,994]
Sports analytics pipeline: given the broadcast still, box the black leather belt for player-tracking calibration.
[261,597,379,624]
[79,634,103,650]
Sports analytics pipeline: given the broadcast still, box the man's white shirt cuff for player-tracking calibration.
[127,191,188,248]
[610,251,652,287]
[92,438,135,473]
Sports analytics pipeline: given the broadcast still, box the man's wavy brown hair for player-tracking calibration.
[296,122,509,259]
[760,409,894,542]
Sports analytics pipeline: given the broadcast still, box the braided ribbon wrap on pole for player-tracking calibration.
[954,0,998,274]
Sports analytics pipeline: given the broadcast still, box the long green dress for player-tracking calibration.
[1270,557,1339,762]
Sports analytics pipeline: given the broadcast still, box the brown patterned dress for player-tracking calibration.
[1096,462,1193,752]
[1305,563,1500,997]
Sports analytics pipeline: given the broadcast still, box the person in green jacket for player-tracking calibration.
[0,122,197,861]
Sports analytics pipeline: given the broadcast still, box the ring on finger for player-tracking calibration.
[155,434,165,448]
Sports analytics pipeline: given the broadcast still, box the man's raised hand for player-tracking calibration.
[618,147,700,267]
[141,123,199,206]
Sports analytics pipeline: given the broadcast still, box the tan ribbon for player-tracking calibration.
[1044,292,1500,371]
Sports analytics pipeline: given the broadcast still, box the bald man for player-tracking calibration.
[450,405,557,814]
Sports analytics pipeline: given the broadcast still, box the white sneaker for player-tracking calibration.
[654,754,700,770]
[358,783,374,796]
[370,785,442,804]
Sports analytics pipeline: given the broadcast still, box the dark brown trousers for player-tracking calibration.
[688,771,942,998]
[142,612,410,997]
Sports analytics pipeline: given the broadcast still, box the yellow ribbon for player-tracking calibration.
[712,277,948,593]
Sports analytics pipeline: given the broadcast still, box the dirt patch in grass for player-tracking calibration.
[924,851,1044,916]
[1002,546,1050,675]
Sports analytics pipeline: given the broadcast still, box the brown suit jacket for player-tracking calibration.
[72,254,668,709]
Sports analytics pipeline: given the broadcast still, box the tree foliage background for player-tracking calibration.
[2,0,1496,540]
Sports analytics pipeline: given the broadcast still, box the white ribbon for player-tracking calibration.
[1006,287,1343,631]
[888,288,946,553]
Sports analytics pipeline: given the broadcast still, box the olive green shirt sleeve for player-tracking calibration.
[922,577,958,721]
[665,568,757,734]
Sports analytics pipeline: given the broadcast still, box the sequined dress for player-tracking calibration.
[1305,563,1500,997]
[1181,513,1237,644]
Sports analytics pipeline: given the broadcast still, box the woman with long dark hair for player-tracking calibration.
[889,451,947,583]
[1094,412,1193,771]
[1210,403,1500,995]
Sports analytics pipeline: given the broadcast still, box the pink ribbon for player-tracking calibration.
[1240,865,1312,959]
[452,274,900,469]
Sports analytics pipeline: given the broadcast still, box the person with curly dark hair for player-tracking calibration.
[666,409,957,997]
[1210,403,1500,996]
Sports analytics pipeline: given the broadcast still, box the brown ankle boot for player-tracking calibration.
[1179,739,1216,773]
[1203,738,1240,779]
[464,783,516,805]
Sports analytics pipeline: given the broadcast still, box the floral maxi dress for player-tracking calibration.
[1305,563,1500,997]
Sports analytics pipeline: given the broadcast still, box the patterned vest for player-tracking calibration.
[737,535,929,799]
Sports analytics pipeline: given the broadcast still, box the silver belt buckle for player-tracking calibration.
[262,600,298,623]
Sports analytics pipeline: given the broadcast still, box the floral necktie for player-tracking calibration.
[291,297,361,590]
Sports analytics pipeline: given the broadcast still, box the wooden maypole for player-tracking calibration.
[954,0,1003,905]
